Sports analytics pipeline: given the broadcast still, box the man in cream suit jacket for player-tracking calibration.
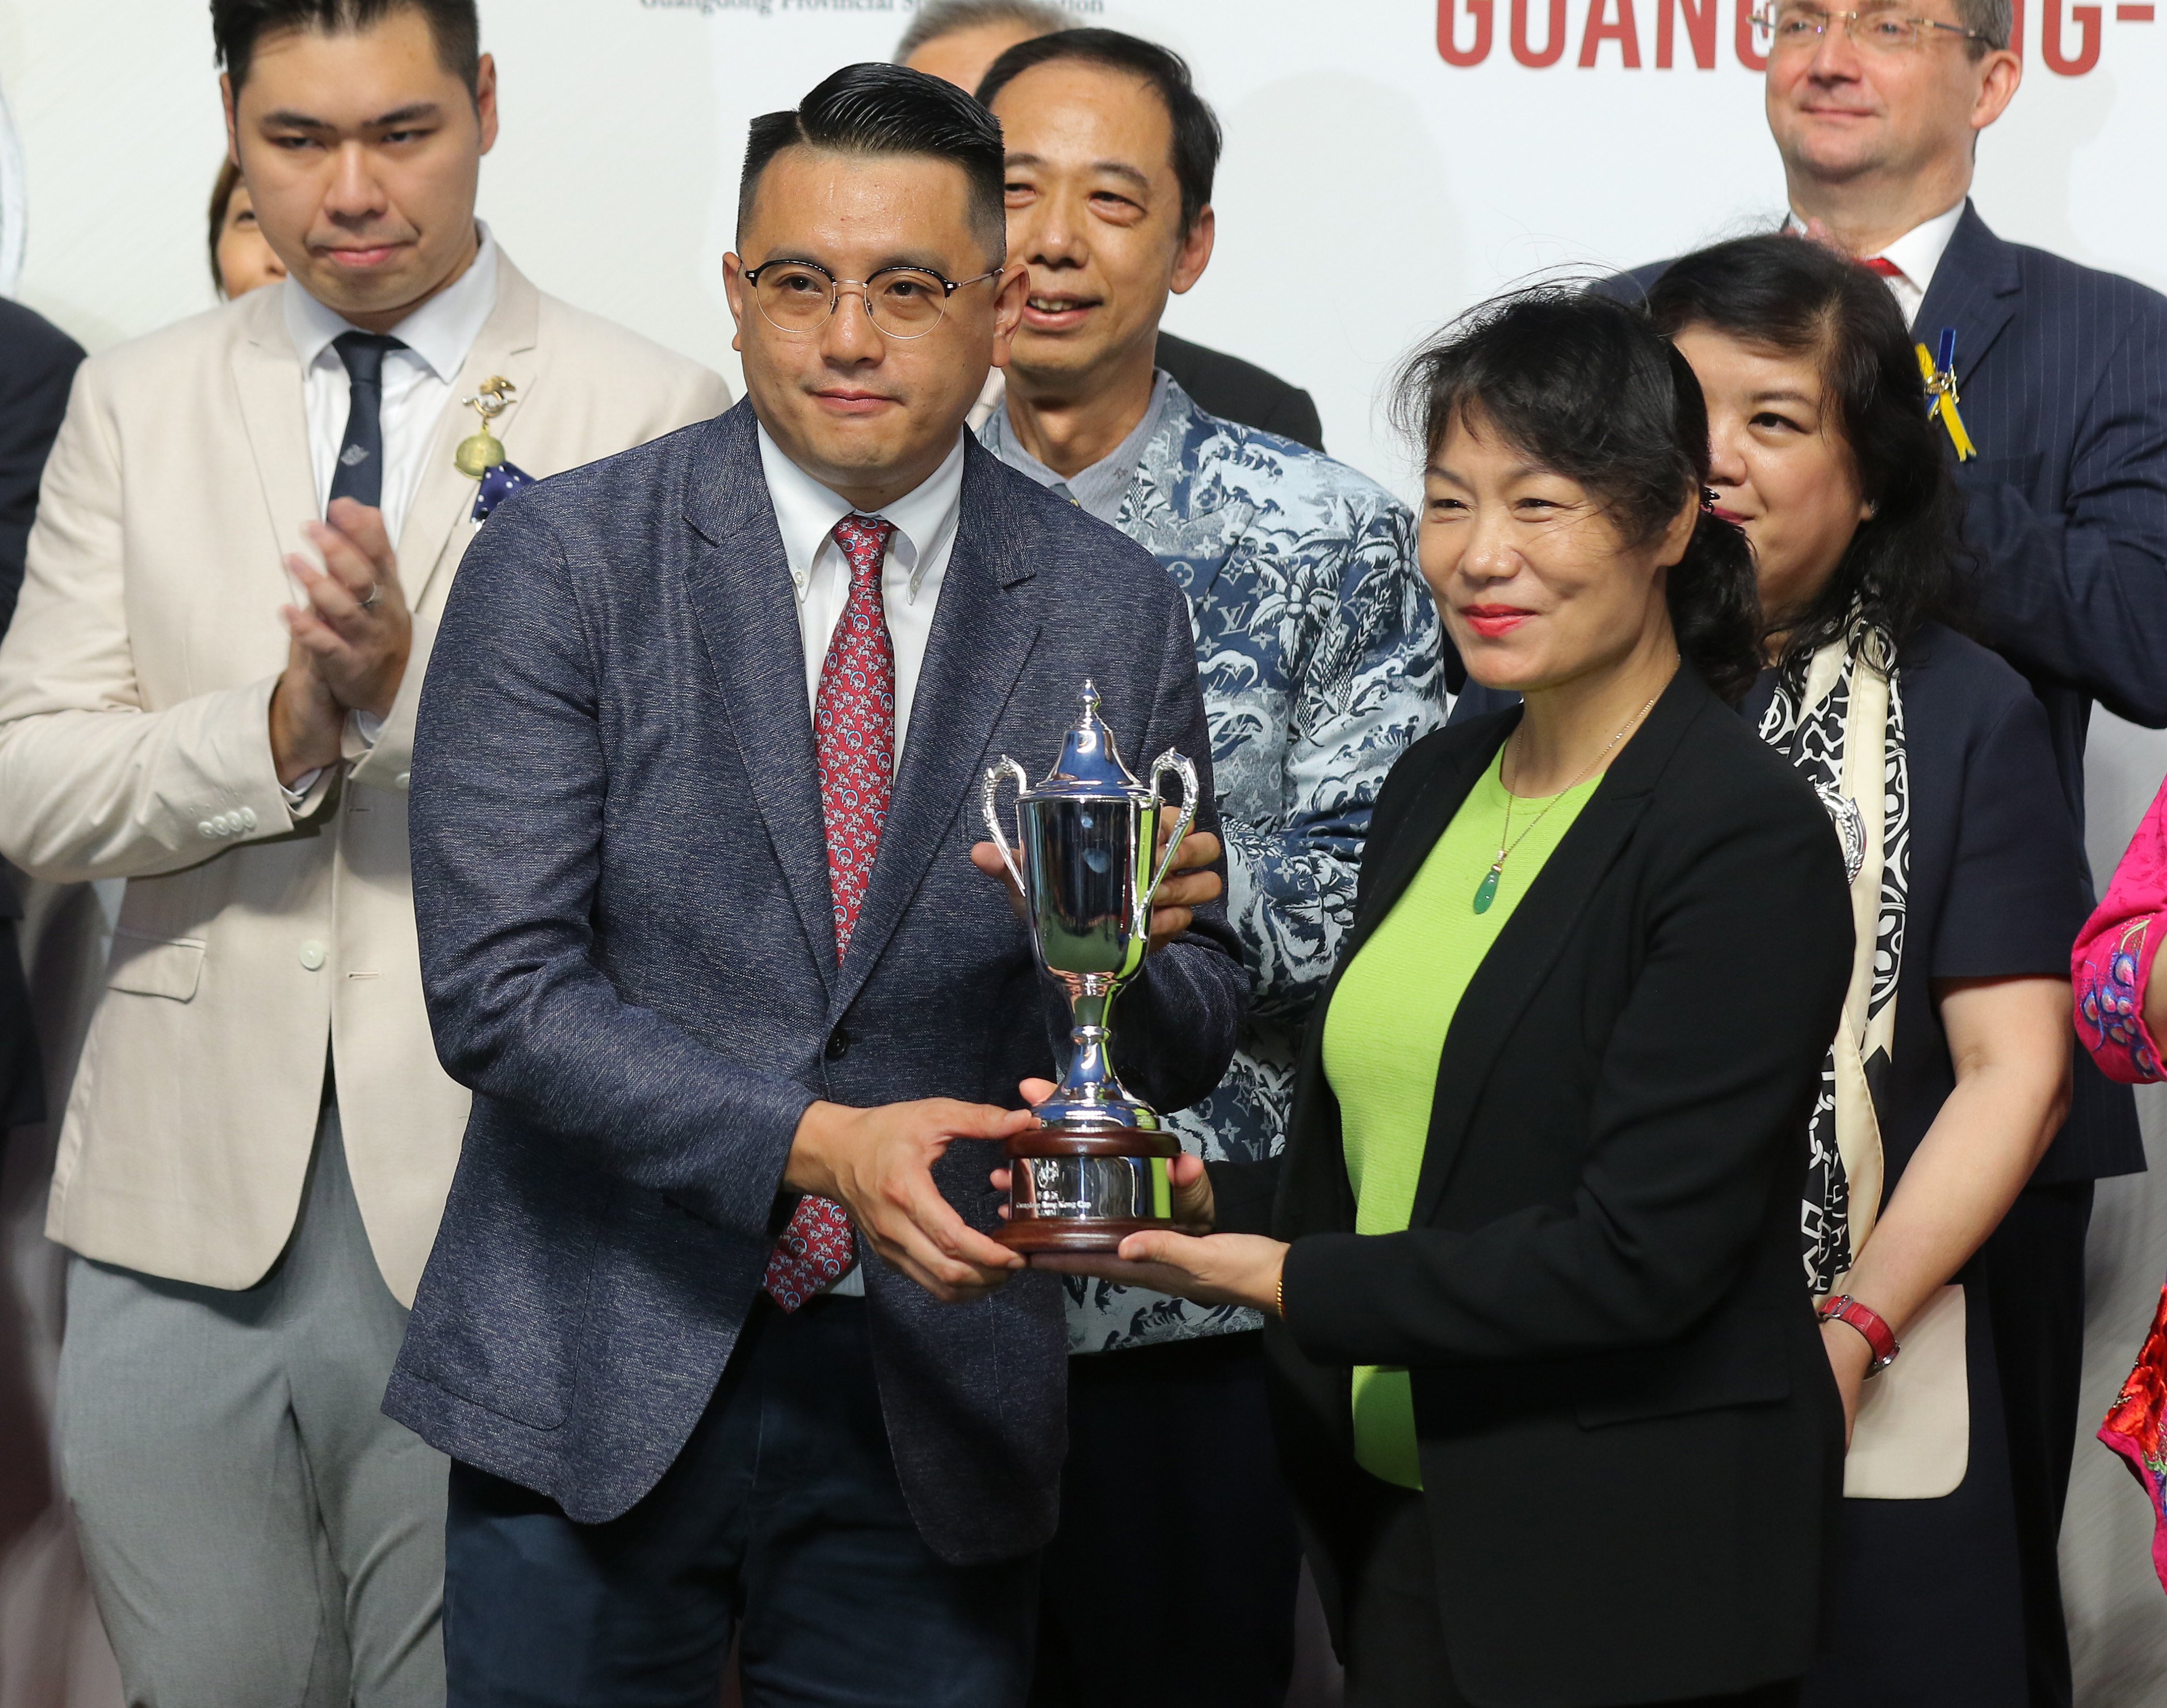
[0,5,727,1704]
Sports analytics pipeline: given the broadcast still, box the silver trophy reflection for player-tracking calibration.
[982,683,1200,1252]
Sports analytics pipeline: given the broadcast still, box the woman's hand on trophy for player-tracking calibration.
[1029,1229,1290,1314]
[1146,827,1224,952]
[786,1098,1034,1304]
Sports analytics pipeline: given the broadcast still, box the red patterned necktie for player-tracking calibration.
[763,513,898,1312]
[1864,256,1906,281]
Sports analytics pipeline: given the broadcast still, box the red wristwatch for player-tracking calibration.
[1819,1294,1900,1375]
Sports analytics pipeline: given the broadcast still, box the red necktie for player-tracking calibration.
[1864,256,1906,281]
[763,513,898,1312]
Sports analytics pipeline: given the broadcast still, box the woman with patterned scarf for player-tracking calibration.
[1651,235,2087,1708]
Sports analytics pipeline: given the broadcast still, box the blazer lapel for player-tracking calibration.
[399,254,543,610]
[1271,717,1515,1246]
[681,405,839,992]
[1346,717,1512,959]
[1914,201,2022,396]
[230,288,320,564]
[829,442,1041,1020]
[1405,674,1709,1227]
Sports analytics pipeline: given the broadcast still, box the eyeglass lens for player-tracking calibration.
[1762,4,1933,48]
[755,265,951,337]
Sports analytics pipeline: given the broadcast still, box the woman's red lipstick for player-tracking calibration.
[1462,604,1534,639]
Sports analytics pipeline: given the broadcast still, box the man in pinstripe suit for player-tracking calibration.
[1765,4,2167,1703]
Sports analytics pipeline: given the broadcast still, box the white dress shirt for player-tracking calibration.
[278,226,499,798]
[284,223,501,546]
[753,423,967,1299]
[755,422,966,761]
[1786,201,1964,330]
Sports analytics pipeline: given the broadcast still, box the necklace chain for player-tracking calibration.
[1473,693,1660,914]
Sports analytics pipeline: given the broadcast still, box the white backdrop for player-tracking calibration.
[3,0,2166,1700]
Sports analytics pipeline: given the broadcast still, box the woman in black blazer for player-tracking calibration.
[1035,290,1855,1707]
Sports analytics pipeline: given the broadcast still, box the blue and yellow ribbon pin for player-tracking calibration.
[1916,328,1977,462]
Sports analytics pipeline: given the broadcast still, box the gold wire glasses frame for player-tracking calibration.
[742,259,1003,339]
[1751,3,1994,50]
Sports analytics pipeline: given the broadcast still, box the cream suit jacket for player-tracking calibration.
[0,253,731,1304]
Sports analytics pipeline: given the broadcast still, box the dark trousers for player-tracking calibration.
[1342,1477,1801,1708]
[443,1295,1039,1708]
[1979,1181,2093,1708]
[1030,1331,1301,1708]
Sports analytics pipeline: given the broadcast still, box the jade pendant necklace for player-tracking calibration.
[1473,692,1660,914]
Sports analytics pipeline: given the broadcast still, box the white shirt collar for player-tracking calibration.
[1781,201,1965,298]
[282,222,500,380]
[754,422,967,608]
[1871,202,1966,299]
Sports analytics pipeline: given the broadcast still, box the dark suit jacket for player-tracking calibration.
[389,401,1249,1562]
[1156,330,1325,452]
[0,298,82,1130]
[1215,670,1853,1708]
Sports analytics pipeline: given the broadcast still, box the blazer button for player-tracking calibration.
[395,771,412,791]
[240,806,258,829]
[825,1026,851,1062]
[298,940,327,971]
[197,821,216,839]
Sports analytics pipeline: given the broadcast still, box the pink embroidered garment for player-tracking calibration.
[2077,771,2167,1589]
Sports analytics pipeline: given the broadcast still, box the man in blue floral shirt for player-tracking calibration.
[977,30,1450,1707]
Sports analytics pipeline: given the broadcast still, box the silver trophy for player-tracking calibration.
[982,682,1200,1252]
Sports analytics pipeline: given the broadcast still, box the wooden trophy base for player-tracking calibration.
[995,1215,1174,1255]
[995,1122,1179,1253]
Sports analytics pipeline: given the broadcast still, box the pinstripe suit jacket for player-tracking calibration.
[1908,203,2167,1180]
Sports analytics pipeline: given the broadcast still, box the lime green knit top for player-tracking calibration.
[1321,750,1601,1489]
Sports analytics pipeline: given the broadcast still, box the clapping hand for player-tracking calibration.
[268,498,412,783]
[284,498,412,721]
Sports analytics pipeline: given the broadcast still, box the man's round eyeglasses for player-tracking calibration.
[742,259,1002,339]
[1752,4,1995,52]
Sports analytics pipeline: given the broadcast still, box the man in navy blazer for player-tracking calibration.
[390,65,1245,1707]
[1555,7,2166,1703]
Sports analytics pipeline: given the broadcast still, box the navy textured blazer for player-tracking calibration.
[388,401,1248,1562]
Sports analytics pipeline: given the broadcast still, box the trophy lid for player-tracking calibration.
[1033,681,1150,801]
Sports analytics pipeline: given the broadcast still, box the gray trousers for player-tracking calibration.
[57,1105,447,1708]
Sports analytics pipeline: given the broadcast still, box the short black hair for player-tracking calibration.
[211,0,480,98]
[740,63,1008,267]
[975,29,1222,234]
[1645,234,1973,669]
[1393,286,1764,705]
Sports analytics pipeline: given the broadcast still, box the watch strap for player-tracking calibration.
[1819,1293,1900,1374]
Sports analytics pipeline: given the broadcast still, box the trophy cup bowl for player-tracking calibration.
[983,682,1200,1253]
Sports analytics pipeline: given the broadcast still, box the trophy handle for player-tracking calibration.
[981,757,1032,896]
[1141,750,1202,916]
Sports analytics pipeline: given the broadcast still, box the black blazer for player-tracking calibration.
[1216,670,1853,1708]
[1155,330,1325,451]
[0,297,82,1132]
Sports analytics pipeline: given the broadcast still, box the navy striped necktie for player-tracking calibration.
[328,331,408,511]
